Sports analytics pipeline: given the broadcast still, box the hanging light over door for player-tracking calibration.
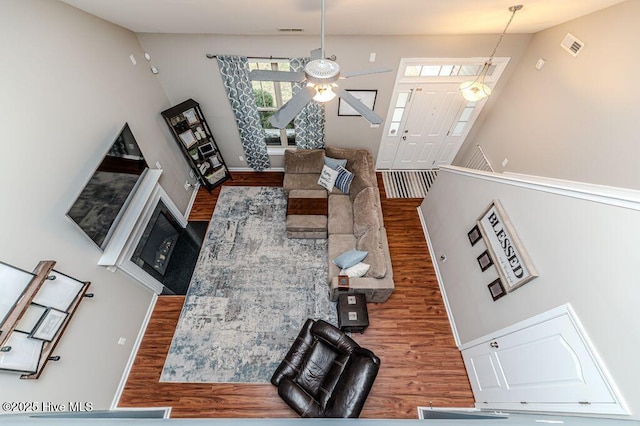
[460,5,523,102]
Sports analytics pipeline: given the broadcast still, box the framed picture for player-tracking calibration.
[30,308,68,342]
[183,108,199,125]
[32,270,84,312]
[0,331,43,374]
[338,90,377,116]
[477,200,538,292]
[0,262,35,327]
[198,141,215,157]
[488,278,507,301]
[178,130,197,148]
[467,225,482,246]
[14,304,47,334]
[477,250,493,272]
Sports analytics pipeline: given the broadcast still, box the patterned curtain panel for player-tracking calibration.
[216,55,270,171]
[290,58,325,149]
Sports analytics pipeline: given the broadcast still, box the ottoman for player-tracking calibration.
[286,189,328,239]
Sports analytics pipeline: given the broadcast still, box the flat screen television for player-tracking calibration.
[67,123,149,249]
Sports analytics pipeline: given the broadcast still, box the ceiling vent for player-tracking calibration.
[278,28,304,33]
[560,33,585,57]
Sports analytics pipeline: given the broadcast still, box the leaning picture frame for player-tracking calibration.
[338,90,377,116]
[178,130,197,148]
[477,200,538,292]
[183,108,199,125]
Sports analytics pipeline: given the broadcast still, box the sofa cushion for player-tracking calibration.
[340,262,370,278]
[356,227,387,279]
[353,187,381,238]
[334,166,354,194]
[318,165,338,191]
[328,234,357,281]
[333,249,368,270]
[328,194,353,235]
[284,149,325,174]
[324,156,347,171]
[284,173,324,193]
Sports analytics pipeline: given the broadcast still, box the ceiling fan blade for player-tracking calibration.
[341,68,393,78]
[249,70,305,82]
[334,86,383,125]
[310,48,322,60]
[268,85,316,129]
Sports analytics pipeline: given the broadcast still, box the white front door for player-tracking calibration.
[461,305,627,415]
[376,58,510,170]
[391,83,464,169]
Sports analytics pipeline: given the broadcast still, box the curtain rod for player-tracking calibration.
[205,54,290,60]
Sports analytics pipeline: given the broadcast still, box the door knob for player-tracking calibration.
[490,341,499,348]
[402,136,407,140]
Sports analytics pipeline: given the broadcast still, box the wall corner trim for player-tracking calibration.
[441,166,640,211]
[110,293,158,410]
[417,206,461,347]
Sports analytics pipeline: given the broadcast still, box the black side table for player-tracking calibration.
[337,293,369,333]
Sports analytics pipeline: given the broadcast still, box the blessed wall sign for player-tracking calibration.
[477,200,538,292]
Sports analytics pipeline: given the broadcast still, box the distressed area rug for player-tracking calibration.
[160,186,336,383]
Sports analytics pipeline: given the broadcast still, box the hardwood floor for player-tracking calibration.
[118,172,474,418]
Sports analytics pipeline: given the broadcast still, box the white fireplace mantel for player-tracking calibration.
[97,169,187,293]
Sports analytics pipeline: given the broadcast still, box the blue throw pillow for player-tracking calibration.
[334,165,354,194]
[333,249,368,269]
[324,156,347,171]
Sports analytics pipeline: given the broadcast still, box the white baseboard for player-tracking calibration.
[417,206,461,347]
[110,293,158,410]
[228,167,284,172]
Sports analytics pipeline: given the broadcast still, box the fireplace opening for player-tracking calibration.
[131,200,205,294]
[140,211,179,276]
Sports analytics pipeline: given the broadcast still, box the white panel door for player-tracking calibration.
[391,83,464,170]
[461,307,626,415]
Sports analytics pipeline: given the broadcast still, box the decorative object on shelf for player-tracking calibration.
[477,250,493,272]
[338,90,377,117]
[488,278,507,301]
[162,99,231,192]
[459,5,523,102]
[477,200,537,292]
[467,225,482,246]
[0,260,91,379]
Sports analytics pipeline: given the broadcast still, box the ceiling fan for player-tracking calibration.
[248,0,391,129]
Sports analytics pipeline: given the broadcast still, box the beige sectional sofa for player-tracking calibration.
[283,146,394,303]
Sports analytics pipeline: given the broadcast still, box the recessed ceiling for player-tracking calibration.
[60,0,626,35]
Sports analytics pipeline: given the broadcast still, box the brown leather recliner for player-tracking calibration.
[271,318,380,418]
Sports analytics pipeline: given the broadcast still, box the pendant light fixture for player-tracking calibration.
[460,5,523,102]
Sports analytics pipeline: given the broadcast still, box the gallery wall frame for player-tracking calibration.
[488,278,507,301]
[338,90,377,116]
[477,199,538,292]
[477,250,493,272]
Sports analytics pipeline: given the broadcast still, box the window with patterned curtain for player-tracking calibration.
[216,55,270,171]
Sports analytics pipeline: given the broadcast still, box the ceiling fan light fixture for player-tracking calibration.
[459,5,522,101]
[305,59,341,84]
[312,84,336,102]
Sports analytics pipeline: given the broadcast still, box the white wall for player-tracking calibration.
[420,168,640,418]
[136,33,531,168]
[455,0,640,190]
[0,0,188,410]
